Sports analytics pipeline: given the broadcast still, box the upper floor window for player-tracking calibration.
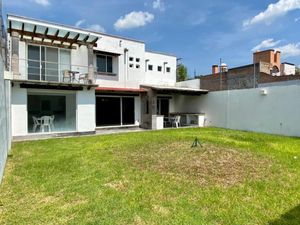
[136,64,140,69]
[158,66,162,72]
[129,64,134,68]
[136,58,140,63]
[148,65,153,71]
[96,55,113,73]
[129,57,134,62]
[166,67,171,73]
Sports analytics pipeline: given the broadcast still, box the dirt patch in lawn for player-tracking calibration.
[128,142,273,187]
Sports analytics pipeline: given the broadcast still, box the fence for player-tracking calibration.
[174,84,300,137]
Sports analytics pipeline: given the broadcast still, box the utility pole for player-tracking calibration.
[219,58,222,90]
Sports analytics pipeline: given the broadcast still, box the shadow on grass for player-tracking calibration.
[269,205,300,225]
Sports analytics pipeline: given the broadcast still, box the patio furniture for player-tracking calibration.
[79,73,89,84]
[171,115,181,128]
[40,116,55,132]
[63,70,79,83]
[32,116,41,132]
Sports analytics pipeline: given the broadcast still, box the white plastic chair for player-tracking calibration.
[50,115,55,131]
[32,116,41,132]
[171,115,181,128]
[41,116,53,132]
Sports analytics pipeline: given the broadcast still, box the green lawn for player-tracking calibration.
[1,128,300,225]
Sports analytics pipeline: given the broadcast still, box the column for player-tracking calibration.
[87,44,94,84]
[11,31,19,78]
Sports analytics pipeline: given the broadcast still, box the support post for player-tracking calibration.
[11,31,19,78]
[87,44,94,84]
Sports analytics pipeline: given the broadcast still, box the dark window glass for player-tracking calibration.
[129,57,134,61]
[107,56,113,73]
[136,58,140,62]
[158,66,162,72]
[97,55,106,72]
[148,65,153,71]
[166,67,171,73]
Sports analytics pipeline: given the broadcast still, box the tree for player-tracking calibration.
[176,64,188,82]
[296,67,300,75]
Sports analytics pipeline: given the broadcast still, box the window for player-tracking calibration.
[136,65,140,69]
[129,57,134,61]
[158,66,162,72]
[96,55,113,73]
[166,67,171,73]
[136,58,140,63]
[148,65,153,71]
[129,64,134,68]
[27,45,70,82]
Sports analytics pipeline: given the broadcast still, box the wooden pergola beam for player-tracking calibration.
[51,30,59,43]
[42,27,49,42]
[8,21,12,35]
[32,25,37,40]
[8,28,97,47]
[21,23,25,39]
[61,31,70,45]
[69,33,80,47]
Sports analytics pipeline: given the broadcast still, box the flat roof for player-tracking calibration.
[141,85,209,94]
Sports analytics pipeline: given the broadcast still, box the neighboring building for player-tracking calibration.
[4,14,208,138]
[200,50,300,91]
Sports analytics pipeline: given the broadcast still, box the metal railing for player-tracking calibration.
[11,58,95,84]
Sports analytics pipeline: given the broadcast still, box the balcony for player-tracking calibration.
[8,58,98,90]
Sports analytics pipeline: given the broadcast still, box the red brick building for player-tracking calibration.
[200,50,300,91]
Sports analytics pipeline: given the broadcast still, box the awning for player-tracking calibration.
[140,85,209,95]
[96,87,147,93]
[7,14,99,49]
[13,79,98,91]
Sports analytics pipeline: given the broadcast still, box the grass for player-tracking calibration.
[0,127,300,225]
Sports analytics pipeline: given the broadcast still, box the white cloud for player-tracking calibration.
[114,11,154,30]
[252,38,282,51]
[276,43,300,57]
[153,0,165,12]
[243,0,300,27]
[34,0,50,7]
[87,24,106,33]
[75,19,85,27]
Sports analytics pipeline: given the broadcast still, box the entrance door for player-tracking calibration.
[122,97,135,125]
[157,98,169,117]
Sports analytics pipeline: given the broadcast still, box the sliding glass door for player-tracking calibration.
[96,96,135,127]
[27,45,70,82]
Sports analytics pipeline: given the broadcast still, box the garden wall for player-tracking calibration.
[174,84,300,137]
[0,55,11,182]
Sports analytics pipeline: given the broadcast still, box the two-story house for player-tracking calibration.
[5,14,208,139]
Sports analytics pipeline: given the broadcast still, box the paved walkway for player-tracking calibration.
[13,127,147,142]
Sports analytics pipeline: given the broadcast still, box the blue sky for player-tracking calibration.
[3,0,300,76]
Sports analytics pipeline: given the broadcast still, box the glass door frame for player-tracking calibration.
[27,44,71,82]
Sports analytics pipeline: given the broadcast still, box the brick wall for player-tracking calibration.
[200,63,300,91]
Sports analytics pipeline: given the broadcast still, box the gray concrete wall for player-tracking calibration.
[174,84,300,137]
[0,55,10,182]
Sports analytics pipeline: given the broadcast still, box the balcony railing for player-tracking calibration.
[11,58,95,85]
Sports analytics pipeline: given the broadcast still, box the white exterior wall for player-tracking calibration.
[11,85,28,136]
[76,88,96,132]
[176,79,200,89]
[71,45,89,74]
[280,63,296,76]
[94,36,147,88]
[145,51,177,86]
[175,85,300,137]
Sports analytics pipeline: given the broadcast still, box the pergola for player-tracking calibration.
[7,14,99,49]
